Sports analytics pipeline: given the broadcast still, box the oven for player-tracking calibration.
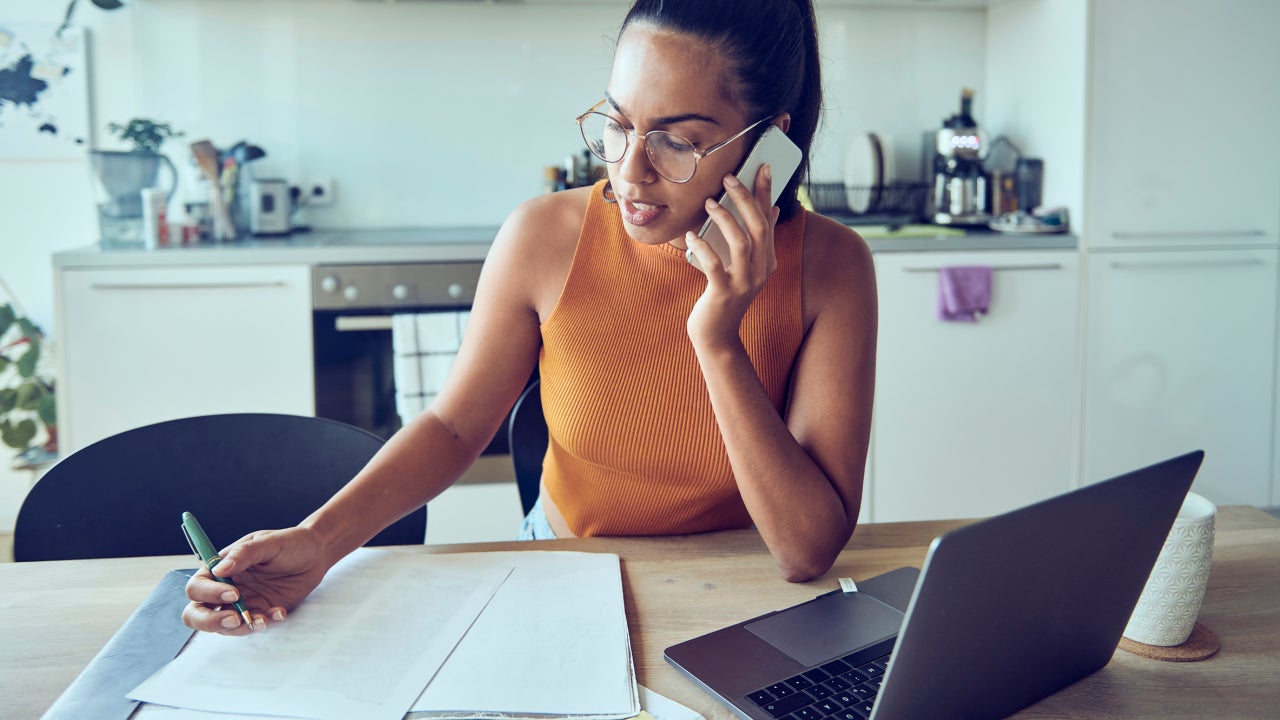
[311,262,516,482]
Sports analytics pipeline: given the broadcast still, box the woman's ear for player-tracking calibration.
[775,113,792,134]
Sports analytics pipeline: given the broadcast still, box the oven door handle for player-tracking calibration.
[333,315,395,332]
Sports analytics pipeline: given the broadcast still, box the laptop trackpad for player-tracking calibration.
[746,591,905,667]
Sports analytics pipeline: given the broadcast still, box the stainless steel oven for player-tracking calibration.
[311,262,516,482]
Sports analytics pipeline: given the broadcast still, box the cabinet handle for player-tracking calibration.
[1110,230,1266,240]
[1109,258,1265,270]
[90,281,289,290]
[903,263,1063,273]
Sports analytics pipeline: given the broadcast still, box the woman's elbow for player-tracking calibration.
[775,546,841,583]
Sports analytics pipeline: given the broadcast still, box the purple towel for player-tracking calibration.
[937,266,992,322]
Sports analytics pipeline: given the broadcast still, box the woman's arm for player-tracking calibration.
[686,172,876,583]
[303,191,583,563]
[185,189,586,633]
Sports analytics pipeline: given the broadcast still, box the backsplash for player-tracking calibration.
[33,0,987,226]
[0,0,988,334]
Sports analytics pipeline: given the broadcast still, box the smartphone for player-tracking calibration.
[690,125,803,271]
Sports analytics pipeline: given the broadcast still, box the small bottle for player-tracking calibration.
[577,148,592,187]
[543,166,561,194]
[564,154,579,189]
[141,187,168,249]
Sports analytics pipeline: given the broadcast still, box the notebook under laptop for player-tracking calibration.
[665,451,1205,720]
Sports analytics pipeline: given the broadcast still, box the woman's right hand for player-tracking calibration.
[182,526,330,635]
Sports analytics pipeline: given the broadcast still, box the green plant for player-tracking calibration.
[107,118,185,154]
[0,303,56,455]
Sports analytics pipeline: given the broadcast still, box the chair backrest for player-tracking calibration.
[13,413,427,562]
[507,379,547,516]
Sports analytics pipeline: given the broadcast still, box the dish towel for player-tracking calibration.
[937,266,992,322]
[392,311,470,425]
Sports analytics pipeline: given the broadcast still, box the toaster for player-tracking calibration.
[248,179,291,236]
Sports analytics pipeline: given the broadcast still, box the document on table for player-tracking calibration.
[410,550,639,720]
[128,549,638,720]
[129,549,512,720]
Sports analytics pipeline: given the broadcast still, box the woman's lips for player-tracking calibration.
[619,197,667,227]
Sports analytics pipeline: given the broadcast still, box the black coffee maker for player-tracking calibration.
[928,88,991,226]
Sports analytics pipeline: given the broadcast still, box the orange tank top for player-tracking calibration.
[539,181,806,536]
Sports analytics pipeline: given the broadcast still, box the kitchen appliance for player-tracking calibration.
[311,260,522,482]
[929,88,991,226]
[249,178,291,235]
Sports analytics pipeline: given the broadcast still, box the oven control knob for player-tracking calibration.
[392,284,410,300]
[447,283,465,299]
[343,285,359,302]
[320,275,340,294]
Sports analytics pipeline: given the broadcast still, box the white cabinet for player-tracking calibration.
[56,265,315,452]
[1083,248,1278,506]
[870,250,1080,522]
[1087,0,1280,248]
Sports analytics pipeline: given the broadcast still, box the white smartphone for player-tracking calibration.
[689,124,803,271]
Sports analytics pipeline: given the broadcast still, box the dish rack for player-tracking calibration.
[805,181,929,221]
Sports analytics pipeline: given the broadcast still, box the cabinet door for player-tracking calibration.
[1084,249,1278,506]
[1088,0,1280,247]
[58,265,315,451]
[871,251,1079,522]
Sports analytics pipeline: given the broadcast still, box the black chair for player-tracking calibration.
[13,413,427,562]
[507,379,548,516]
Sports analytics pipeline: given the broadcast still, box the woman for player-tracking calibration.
[184,0,876,635]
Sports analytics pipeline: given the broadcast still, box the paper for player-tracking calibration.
[411,551,638,719]
[129,549,512,720]
[639,685,706,720]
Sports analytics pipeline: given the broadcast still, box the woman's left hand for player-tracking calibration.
[685,164,781,348]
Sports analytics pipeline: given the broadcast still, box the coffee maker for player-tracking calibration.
[928,88,991,225]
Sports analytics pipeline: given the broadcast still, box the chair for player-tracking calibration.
[507,379,548,516]
[13,413,427,562]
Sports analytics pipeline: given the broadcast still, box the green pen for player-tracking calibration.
[181,511,255,631]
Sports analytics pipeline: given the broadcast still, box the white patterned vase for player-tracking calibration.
[1122,492,1216,646]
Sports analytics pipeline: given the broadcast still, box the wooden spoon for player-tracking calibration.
[190,140,236,240]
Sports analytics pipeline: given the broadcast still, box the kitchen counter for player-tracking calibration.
[52,225,1076,269]
[52,227,503,269]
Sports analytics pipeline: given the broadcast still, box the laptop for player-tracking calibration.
[665,450,1204,720]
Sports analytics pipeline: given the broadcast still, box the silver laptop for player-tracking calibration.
[665,451,1204,720]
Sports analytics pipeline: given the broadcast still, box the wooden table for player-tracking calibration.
[2,507,1277,719]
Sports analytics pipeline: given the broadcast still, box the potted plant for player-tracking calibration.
[92,118,183,242]
[0,294,57,467]
[106,118,185,155]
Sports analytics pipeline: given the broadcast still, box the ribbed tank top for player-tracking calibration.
[539,180,806,536]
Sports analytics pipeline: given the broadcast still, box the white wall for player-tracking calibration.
[983,0,1087,226]
[0,0,988,531]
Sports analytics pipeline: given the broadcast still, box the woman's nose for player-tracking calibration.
[616,134,657,184]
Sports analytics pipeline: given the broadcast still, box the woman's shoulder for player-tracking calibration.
[801,210,875,301]
[499,186,592,249]
[486,185,594,320]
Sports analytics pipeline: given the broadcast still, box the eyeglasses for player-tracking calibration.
[575,100,769,184]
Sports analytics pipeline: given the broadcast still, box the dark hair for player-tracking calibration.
[620,0,821,221]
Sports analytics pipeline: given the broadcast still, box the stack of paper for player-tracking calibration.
[128,549,639,720]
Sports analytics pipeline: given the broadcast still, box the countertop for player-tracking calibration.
[52,224,1077,270]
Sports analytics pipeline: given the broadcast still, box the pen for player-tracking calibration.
[181,511,255,631]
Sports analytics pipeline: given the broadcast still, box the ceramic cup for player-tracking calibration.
[1123,492,1217,646]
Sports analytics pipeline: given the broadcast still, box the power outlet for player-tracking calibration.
[303,178,335,206]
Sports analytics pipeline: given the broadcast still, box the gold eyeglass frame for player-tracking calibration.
[575,99,770,184]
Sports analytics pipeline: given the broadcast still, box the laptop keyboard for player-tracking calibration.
[746,651,891,720]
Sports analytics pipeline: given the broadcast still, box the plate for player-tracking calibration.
[843,131,884,213]
[988,221,1069,235]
